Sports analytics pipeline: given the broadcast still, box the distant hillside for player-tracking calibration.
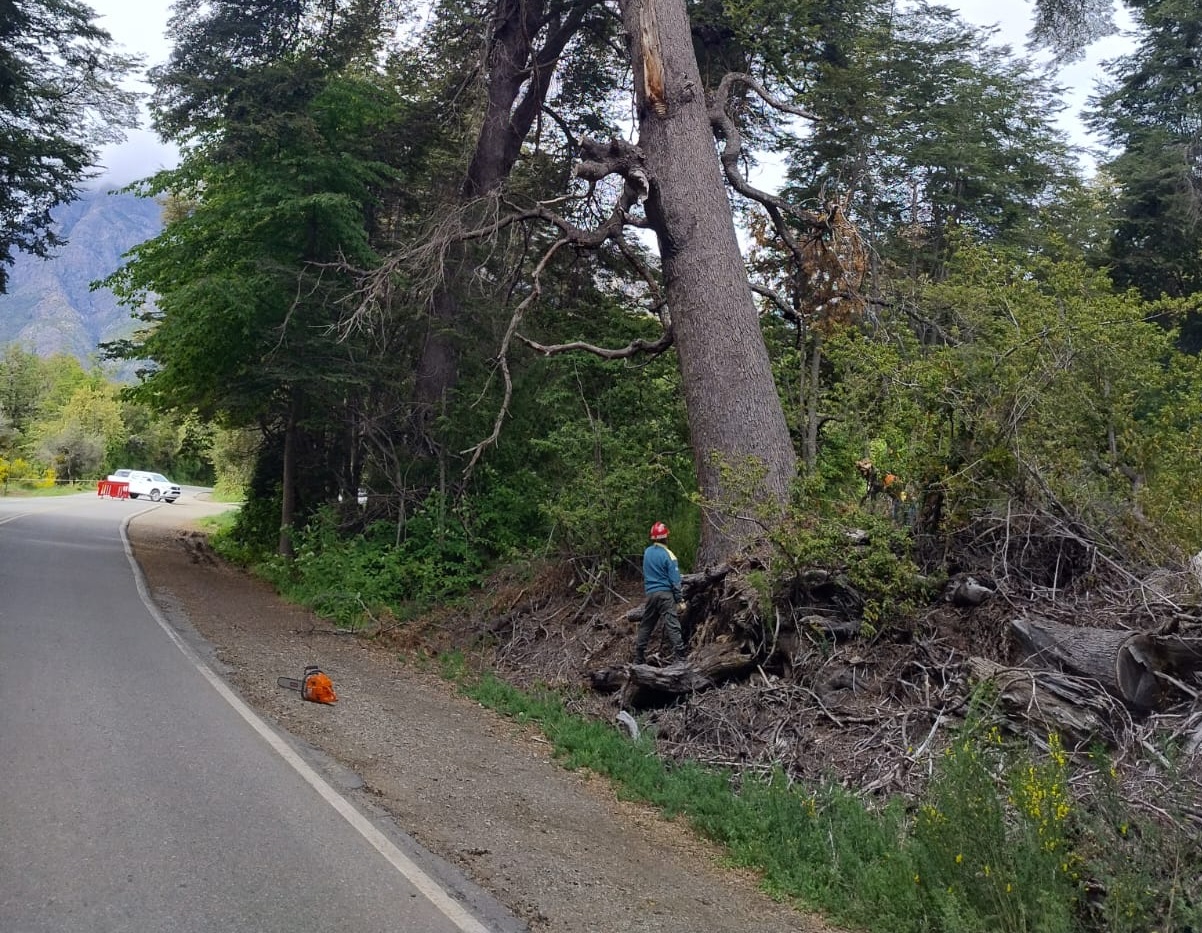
[0,188,163,365]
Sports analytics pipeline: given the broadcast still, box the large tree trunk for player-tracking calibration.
[411,0,596,446]
[1010,615,1161,709]
[619,0,797,566]
[277,394,299,558]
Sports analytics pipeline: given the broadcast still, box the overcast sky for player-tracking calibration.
[89,0,1135,186]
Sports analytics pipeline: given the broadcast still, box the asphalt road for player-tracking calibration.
[0,491,522,933]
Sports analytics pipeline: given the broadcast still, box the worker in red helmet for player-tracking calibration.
[635,521,687,665]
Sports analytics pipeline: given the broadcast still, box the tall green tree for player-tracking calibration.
[786,3,1079,281]
[0,0,139,292]
[379,0,831,563]
[422,0,1120,563]
[0,344,50,442]
[1087,0,1202,315]
[112,0,411,553]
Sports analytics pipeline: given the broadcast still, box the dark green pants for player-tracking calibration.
[635,591,683,662]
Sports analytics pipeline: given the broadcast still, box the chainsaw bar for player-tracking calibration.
[277,676,304,692]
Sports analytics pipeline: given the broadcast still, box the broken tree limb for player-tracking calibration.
[1010,615,1160,709]
[966,656,1120,748]
[592,641,756,708]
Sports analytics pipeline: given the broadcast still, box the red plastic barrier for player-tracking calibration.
[97,480,130,499]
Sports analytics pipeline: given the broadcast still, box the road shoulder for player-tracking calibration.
[128,502,836,933]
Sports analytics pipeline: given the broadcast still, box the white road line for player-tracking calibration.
[0,502,73,525]
[120,512,493,933]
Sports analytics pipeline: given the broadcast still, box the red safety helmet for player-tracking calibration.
[649,521,670,540]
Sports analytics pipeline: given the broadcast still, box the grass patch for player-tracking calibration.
[196,510,240,534]
[435,661,1201,933]
[208,479,246,503]
[3,481,87,497]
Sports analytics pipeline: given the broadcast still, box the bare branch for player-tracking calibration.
[708,73,827,247]
[750,282,800,323]
[710,73,868,320]
[460,237,572,483]
[718,71,820,122]
[517,327,674,360]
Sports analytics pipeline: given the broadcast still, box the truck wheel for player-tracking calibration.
[150,489,161,502]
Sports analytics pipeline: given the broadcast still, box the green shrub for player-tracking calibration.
[436,665,1202,933]
[253,497,485,627]
[1071,753,1202,932]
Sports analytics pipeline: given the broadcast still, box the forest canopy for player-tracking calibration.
[5,2,1202,928]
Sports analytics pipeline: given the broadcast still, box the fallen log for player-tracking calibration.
[1010,615,1160,709]
[1152,635,1202,673]
[624,563,733,622]
[798,613,860,641]
[585,641,756,707]
[588,640,754,694]
[966,656,1120,748]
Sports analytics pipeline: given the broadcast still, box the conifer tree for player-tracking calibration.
[1088,0,1202,318]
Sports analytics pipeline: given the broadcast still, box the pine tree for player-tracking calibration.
[1088,0,1202,312]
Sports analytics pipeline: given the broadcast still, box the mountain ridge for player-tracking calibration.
[0,188,163,365]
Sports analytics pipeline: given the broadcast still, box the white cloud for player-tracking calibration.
[89,0,178,185]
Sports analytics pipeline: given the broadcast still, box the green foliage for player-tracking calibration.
[241,499,485,627]
[109,7,429,555]
[1087,0,1202,315]
[533,413,696,569]
[0,0,140,292]
[0,455,50,493]
[207,427,257,500]
[443,663,1202,933]
[436,285,700,573]
[37,423,105,482]
[766,492,928,626]
[1071,753,1202,932]
[0,346,216,482]
[910,730,1077,932]
[816,244,1202,557]
[785,2,1080,276]
[211,489,283,565]
[0,346,53,440]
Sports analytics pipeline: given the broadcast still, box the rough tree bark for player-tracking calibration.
[1011,615,1161,709]
[966,656,1118,747]
[411,0,596,447]
[619,0,797,565]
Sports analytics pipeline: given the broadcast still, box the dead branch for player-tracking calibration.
[519,328,672,360]
[709,74,867,320]
[460,236,571,481]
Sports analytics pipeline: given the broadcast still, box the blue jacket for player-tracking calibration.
[643,542,683,601]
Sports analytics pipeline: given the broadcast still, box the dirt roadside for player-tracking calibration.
[128,501,840,933]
